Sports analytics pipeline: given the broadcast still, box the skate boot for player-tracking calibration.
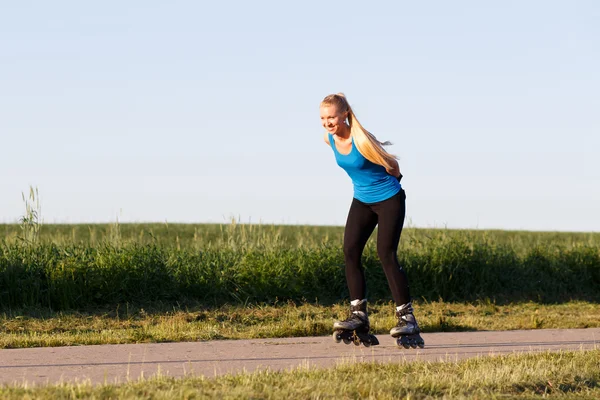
[332,299,379,347]
[390,302,425,349]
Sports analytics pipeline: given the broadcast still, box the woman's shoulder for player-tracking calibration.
[323,132,331,145]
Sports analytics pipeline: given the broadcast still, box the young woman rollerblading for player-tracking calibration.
[320,93,424,349]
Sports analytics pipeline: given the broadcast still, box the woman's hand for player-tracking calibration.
[386,162,402,179]
[385,159,402,181]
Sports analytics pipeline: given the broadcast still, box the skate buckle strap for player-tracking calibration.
[396,302,414,316]
[350,300,368,314]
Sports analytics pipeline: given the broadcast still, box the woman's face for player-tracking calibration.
[320,104,347,135]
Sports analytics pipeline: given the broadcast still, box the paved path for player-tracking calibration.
[1,328,599,386]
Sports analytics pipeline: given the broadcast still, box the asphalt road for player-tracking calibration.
[1,328,598,386]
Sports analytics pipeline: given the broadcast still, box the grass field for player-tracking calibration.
[1,222,599,310]
[1,350,599,399]
[2,218,599,349]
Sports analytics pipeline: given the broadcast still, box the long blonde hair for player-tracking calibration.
[320,93,397,170]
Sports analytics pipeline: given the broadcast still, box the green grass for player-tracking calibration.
[2,220,599,312]
[1,235,599,310]
[2,301,599,349]
[1,350,599,398]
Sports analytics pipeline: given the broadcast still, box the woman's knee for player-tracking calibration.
[343,242,361,263]
[377,246,398,266]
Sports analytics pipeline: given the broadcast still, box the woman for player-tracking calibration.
[321,93,424,349]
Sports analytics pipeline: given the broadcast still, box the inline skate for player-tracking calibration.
[390,302,425,349]
[332,299,379,347]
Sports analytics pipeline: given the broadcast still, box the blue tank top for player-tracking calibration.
[328,133,401,204]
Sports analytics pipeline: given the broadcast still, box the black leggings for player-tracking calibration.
[343,189,411,306]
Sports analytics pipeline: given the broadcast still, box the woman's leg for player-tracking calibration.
[343,198,378,300]
[373,189,411,306]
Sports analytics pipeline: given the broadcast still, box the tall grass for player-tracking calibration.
[1,230,598,310]
[16,186,42,245]
[1,188,599,310]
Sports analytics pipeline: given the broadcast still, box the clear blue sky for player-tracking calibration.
[1,1,599,231]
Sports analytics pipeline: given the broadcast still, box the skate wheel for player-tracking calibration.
[397,337,410,349]
[413,334,425,348]
[353,338,360,346]
[362,341,371,347]
[342,337,352,345]
[332,331,342,343]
